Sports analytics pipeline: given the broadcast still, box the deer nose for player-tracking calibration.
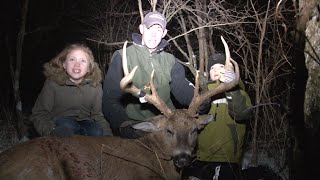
[173,153,191,168]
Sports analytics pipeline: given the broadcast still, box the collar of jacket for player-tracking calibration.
[208,79,246,91]
[65,78,91,86]
[131,33,169,54]
[207,80,220,86]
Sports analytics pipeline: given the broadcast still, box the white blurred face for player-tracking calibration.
[209,63,225,81]
[139,24,167,52]
[63,49,90,85]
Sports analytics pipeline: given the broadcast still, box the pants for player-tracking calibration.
[55,117,103,136]
[181,160,241,180]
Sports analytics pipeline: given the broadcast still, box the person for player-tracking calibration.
[30,43,112,137]
[102,11,202,138]
[182,53,253,180]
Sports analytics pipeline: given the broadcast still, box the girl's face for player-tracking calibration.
[63,49,90,85]
[209,63,225,81]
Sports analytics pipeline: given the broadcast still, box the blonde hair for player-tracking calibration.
[43,43,102,86]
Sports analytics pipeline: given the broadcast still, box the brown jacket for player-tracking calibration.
[31,62,112,136]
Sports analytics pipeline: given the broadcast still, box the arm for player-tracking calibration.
[225,84,253,122]
[170,60,194,106]
[91,84,113,136]
[30,80,55,136]
[102,51,130,136]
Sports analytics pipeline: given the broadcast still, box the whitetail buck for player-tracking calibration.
[0,37,239,180]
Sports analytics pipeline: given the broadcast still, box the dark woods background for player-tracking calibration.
[1,0,92,110]
[1,0,319,179]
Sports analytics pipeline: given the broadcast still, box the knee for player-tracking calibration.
[86,127,103,136]
[54,117,79,130]
[80,120,103,136]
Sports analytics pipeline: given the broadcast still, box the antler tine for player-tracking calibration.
[120,41,140,95]
[194,71,200,97]
[119,41,172,118]
[122,40,129,76]
[221,36,233,72]
[187,36,240,116]
[186,71,201,115]
[145,70,173,118]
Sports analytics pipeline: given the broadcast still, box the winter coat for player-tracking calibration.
[31,62,112,136]
[196,80,252,163]
[120,42,177,121]
[102,33,195,135]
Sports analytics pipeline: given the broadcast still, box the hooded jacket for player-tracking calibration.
[196,80,252,163]
[31,61,112,136]
[102,33,195,135]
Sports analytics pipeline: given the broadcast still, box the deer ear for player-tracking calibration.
[196,114,214,130]
[132,115,167,132]
[132,122,157,132]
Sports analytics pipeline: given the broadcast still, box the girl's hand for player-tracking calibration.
[220,70,236,83]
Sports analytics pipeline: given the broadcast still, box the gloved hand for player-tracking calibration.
[50,127,74,137]
[220,70,236,83]
[198,98,211,115]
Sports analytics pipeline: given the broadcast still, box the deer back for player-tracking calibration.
[0,135,181,180]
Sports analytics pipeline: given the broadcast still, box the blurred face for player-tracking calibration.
[139,24,167,52]
[63,49,90,84]
[209,63,225,81]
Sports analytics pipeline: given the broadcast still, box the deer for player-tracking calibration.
[0,36,239,180]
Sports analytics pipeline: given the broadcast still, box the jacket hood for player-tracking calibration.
[131,33,169,53]
[43,61,103,87]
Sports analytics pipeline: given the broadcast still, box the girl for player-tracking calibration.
[182,53,252,180]
[31,43,112,137]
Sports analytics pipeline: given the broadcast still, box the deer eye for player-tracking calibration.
[191,128,198,135]
[166,129,174,136]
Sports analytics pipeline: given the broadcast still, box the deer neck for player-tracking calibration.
[137,133,172,161]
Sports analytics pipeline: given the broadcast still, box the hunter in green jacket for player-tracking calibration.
[102,12,196,138]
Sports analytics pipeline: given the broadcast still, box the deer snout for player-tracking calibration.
[173,153,192,168]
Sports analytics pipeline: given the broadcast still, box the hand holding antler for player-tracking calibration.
[187,36,240,116]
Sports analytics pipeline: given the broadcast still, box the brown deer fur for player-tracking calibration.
[0,112,213,180]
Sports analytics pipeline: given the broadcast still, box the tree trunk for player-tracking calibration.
[292,0,319,179]
[13,0,29,140]
[303,1,320,132]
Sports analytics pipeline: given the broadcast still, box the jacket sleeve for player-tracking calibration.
[91,84,113,136]
[170,60,194,106]
[30,80,55,136]
[225,86,253,122]
[102,51,130,136]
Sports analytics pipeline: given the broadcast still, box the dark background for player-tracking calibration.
[1,0,92,112]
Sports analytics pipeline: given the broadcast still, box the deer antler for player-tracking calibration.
[187,36,240,116]
[145,70,173,117]
[119,41,173,118]
[120,41,140,95]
